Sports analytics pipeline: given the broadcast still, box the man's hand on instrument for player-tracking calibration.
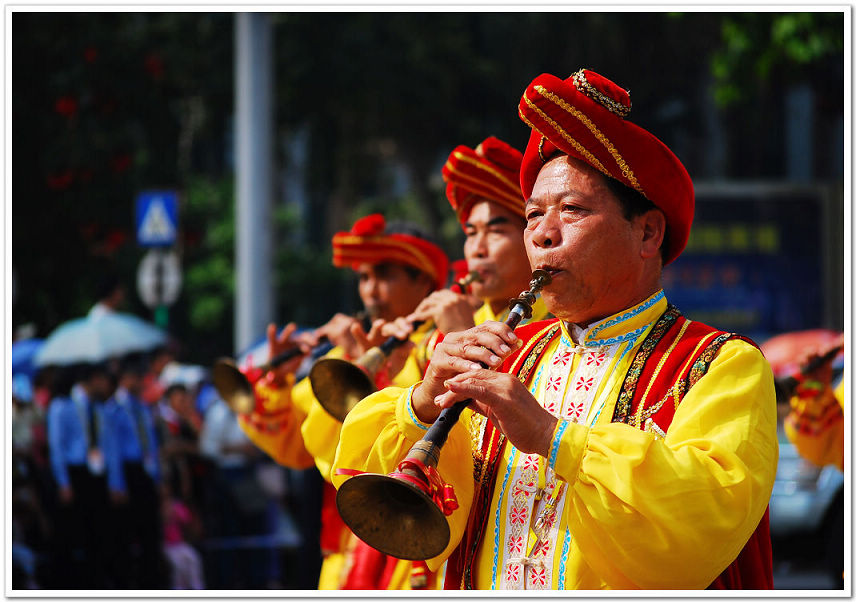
[438,369,557,457]
[312,313,361,357]
[350,319,415,382]
[379,317,416,341]
[411,321,520,423]
[266,322,309,387]
[406,290,479,335]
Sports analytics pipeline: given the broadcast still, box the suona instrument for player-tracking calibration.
[309,269,481,422]
[334,269,551,560]
[212,313,372,415]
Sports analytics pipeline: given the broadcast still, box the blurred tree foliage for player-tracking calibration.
[12,11,844,364]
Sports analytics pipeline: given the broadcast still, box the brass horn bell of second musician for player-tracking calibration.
[212,347,304,415]
[309,270,481,423]
[335,269,551,561]
[308,345,388,423]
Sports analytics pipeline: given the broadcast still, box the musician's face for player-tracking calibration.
[524,155,656,326]
[463,200,532,307]
[356,262,434,322]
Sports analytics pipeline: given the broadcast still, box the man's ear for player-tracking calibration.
[638,209,666,260]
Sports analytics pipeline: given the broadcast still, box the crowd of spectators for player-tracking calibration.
[11,322,315,590]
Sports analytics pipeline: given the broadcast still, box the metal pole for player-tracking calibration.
[234,13,274,353]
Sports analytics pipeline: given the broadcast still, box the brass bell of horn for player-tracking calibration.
[308,342,395,423]
[212,347,305,415]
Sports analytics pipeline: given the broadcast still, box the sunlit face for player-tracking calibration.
[356,262,434,322]
[524,155,652,325]
[463,200,532,306]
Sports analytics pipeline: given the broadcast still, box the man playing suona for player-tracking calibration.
[332,69,778,590]
[236,213,448,589]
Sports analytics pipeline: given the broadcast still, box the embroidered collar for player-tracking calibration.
[560,290,667,348]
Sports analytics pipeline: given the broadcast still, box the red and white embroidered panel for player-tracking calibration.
[499,337,618,590]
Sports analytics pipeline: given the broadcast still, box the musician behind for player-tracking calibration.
[332,69,778,590]
[378,136,551,361]
[235,213,449,590]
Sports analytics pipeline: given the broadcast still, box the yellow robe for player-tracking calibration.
[784,380,844,471]
[238,323,436,590]
[332,292,779,589]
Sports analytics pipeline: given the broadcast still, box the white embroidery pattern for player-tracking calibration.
[501,335,618,590]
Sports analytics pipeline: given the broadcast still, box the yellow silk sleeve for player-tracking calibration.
[237,374,315,469]
[294,375,344,481]
[784,380,844,471]
[298,333,429,481]
[551,339,778,589]
[332,384,475,573]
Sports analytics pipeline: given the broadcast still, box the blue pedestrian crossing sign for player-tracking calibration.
[136,191,178,247]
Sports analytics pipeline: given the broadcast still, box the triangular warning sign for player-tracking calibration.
[140,199,176,244]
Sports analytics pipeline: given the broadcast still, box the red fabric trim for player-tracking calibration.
[442,137,524,224]
[319,481,349,555]
[331,215,450,291]
[342,539,394,589]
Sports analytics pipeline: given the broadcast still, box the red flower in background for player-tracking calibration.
[46,169,74,190]
[144,53,165,80]
[84,46,98,63]
[110,153,132,173]
[54,96,78,118]
[80,222,100,240]
[103,229,128,253]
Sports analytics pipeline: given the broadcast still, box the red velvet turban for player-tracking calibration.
[332,213,450,291]
[518,69,694,264]
[441,136,525,224]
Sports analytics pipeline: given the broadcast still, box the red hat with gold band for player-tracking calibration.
[441,136,524,224]
[517,69,694,264]
[332,213,449,291]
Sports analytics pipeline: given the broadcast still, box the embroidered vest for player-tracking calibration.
[444,306,773,589]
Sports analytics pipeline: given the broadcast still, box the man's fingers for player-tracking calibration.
[433,389,469,409]
[441,341,502,369]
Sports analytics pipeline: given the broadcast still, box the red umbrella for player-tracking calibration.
[760,329,844,380]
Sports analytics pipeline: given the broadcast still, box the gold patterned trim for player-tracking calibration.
[687,333,735,388]
[571,69,632,118]
[613,306,681,424]
[334,236,437,281]
[450,151,522,196]
[511,323,561,387]
[634,330,734,429]
[533,85,644,195]
[631,318,691,429]
[537,136,547,163]
[521,93,610,178]
[443,162,523,208]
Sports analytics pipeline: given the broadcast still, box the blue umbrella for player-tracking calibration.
[11,338,44,379]
[12,373,33,403]
[35,311,167,367]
